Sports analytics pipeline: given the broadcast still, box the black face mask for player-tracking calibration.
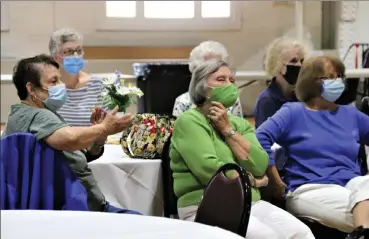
[283,65,301,85]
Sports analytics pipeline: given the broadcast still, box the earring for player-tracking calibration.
[31,94,37,101]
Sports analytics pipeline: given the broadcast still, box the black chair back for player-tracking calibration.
[161,135,178,218]
[194,163,252,237]
[136,64,192,114]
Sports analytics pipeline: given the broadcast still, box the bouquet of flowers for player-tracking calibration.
[102,71,144,113]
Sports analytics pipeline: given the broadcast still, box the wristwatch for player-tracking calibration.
[225,129,236,138]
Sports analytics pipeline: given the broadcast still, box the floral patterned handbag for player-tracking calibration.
[120,114,176,159]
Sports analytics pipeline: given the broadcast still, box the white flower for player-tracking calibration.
[128,87,144,97]
[115,86,144,97]
[103,76,117,85]
[117,86,131,95]
[101,91,108,97]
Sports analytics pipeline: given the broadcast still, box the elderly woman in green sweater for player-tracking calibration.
[170,60,315,239]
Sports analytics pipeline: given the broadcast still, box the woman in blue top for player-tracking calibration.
[256,56,369,235]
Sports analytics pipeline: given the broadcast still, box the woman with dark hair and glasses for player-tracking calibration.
[256,56,369,237]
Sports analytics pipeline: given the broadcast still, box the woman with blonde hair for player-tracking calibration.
[255,36,310,128]
[254,37,310,199]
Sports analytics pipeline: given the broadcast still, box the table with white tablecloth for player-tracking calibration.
[1,210,244,239]
[89,144,163,216]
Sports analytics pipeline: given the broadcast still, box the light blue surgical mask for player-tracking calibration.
[63,56,85,75]
[321,78,345,102]
[43,84,67,112]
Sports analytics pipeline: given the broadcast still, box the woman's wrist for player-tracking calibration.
[221,125,233,136]
[94,138,107,147]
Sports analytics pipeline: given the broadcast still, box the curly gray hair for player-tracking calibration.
[189,41,229,73]
[189,60,229,106]
[49,28,83,55]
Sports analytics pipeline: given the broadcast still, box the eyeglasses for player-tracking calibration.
[62,48,84,57]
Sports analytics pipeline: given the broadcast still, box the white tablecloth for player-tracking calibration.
[1,210,243,239]
[89,145,163,216]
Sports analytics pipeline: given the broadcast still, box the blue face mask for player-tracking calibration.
[321,78,345,102]
[43,84,67,112]
[63,56,85,75]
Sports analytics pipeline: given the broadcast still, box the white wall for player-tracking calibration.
[337,1,369,68]
[2,1,368,122]
[0,1,323,72]
[0,1,324,122]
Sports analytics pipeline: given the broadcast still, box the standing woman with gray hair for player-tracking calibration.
[170,60,315,238]
[49,28,108,151]
[172,41,243,117]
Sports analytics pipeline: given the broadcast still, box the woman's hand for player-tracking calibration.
[208,101,232,135]
[101,106,134,135]
[91,107,108,144]
[91,106,107,125]
[272,181,287,199]
[255,175,269,188]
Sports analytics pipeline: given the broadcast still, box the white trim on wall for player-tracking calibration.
[2,69,369,82]
[95,1,242,31]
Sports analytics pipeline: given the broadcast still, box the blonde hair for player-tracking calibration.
[264,36,309,77]
[189,41,229,73]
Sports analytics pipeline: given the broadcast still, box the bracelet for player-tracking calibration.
[247,172,256,188]
[225,129,236,138]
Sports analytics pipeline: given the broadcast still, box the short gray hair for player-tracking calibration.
[189,41,229,73]
[49,28,83,55]
[189,60,228,106]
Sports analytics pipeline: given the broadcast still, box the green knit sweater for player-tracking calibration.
[170,109,269,208]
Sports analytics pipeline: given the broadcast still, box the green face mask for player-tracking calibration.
[209,84,239,108]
